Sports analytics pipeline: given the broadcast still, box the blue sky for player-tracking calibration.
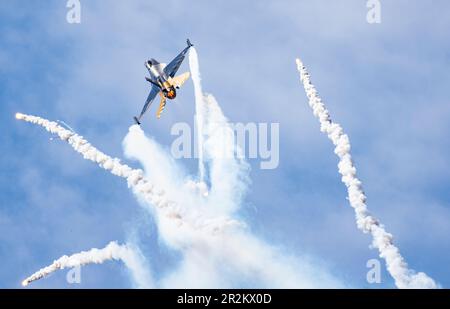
[1,0,450,288]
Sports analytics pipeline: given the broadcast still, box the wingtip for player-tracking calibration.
[187,39,193,47]
[133,116,141,125]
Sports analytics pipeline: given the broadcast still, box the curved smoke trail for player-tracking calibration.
[295,59,438,289]
[22,241,152,287]
[189,48,249,214]
[15,113,238,235]
[15,113,181,219]
[15,112,241,287]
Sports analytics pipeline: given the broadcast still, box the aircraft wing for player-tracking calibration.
[163,39,193,78]
[135,84,160,124]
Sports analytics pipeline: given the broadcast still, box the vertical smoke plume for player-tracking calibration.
[22,241,152,288]
[19,49,403,288]
[295,59,438,289]
[202,94,249,215]
[119,51,343,288]
[17,109,342,288]
[189,47,206,182]
[189,48,249,214]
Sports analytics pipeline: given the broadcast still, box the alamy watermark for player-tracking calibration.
[66,265,81,285]
[171,120,280,170]
[66,0,81,24]
[366,0,381,24]
[366,258,381,284]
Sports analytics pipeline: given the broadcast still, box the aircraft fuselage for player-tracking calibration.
[146,60,177,99]
[134,39,193,124]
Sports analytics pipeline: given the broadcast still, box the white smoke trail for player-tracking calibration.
[189,48,249,214]
[22,241,152,287]
[295,59,438,289]
[189,47,206,182]
[16,112,240,287]
[18,110,342,288]
[158,227,344,288]
[15,113,239,236]
[15,113,184,224]
[123,124,244,250]
[17,52,350,288]
[124,121,337,288]
[202,94,249,215]
[120,56,343,288]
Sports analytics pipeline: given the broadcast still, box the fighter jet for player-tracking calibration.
[134,39,194,124]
